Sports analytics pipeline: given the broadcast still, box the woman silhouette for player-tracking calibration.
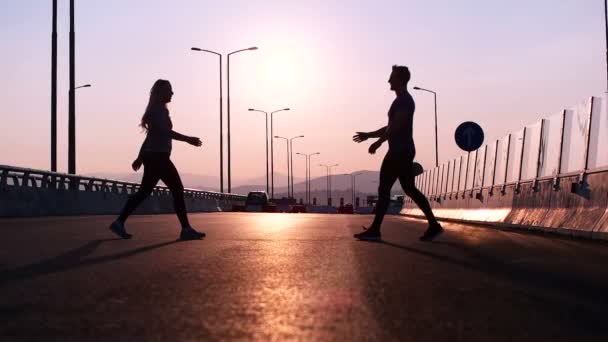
[109,79,205,240]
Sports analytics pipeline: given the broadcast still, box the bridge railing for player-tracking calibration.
[411,94,608,202]
[0,165,246,202]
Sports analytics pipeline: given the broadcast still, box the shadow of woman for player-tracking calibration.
[0,238,180,286]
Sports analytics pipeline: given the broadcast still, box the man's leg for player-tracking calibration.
[355,153,398,240]
[398,164,443,240]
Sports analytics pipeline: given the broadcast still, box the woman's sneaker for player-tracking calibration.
[180,227,206,241]
[354,227,382,241]
[109,220,133,239]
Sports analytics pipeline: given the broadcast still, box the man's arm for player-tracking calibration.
[367,126,388,138]
[353,125,387,143]
[367,111,407,154]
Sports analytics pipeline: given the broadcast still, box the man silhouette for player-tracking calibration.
[353,65,443,241]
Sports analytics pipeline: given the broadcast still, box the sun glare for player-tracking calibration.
[264,54,297,84]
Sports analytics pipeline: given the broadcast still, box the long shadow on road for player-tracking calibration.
[0,239,179,286]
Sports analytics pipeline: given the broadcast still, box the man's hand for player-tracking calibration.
[368,140,383,154]
[353,132,370,143]
[187,136,203,147]
[132,158,143,172]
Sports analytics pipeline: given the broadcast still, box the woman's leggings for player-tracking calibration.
[371,151,438,229]
[118,152,190,227]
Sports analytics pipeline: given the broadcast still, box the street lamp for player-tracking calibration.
[319,163,339,206]
[289,135,304,198]
[68,83,91,175]
[270,108,290,199]
[413,86,439,167]
[344,172,365,207]
[248,109,269,194]
[296,152,320,204]
[227,46,258,193]
[275,135,304,198]
[605,0,608,92]
[191,47,224,192]
[274,136,289,197]
[51,0,58,172]
[250,107,290,199]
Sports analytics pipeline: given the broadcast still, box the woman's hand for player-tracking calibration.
[132,158,143,172]
[187,136,203,147]
[353,132,370,143]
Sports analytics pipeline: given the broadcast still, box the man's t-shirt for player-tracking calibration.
[387,92,416,159]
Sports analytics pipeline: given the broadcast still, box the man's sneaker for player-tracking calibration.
[419,223,444,241]
[109,220,133,239]
[180,227,206,241]
[354,227,382,241]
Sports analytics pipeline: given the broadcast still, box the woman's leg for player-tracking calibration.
[117,156,161,223]
[159,159,190,228]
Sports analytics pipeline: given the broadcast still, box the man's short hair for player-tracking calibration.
[391,65,411,85]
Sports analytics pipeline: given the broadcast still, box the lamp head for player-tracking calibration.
[191,47,202,51]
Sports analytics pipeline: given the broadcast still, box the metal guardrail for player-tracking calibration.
[0,165,246,202]
[410,95,608,204]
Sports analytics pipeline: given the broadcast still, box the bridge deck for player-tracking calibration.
[1,213,607,341]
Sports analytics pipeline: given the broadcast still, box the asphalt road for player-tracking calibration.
[1,213,607,341]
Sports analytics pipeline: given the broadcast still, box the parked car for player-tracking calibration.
[245,191,269,212]
[338,203,354,214]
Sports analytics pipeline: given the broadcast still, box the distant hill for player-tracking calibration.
[87,169,406,204]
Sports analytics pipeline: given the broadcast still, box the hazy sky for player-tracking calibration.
[0,0,605,187]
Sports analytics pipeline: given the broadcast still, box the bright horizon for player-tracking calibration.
[1,0,605,187]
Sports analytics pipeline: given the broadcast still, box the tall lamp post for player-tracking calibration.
[345,172,364,207]
[190,47,224,192]
[67,83,91,175]
[413,86,439,167]
[270,108,290,199]
[319,163,338,206]
[289,135,304,198]
[605,0,608,92]
[227,46,258,193]
[248,109,269,194]
[68,0,76,175]
[51,0,58,172]
[250,107,290,199]
[275,135,304,198]
[296,152,320,204]
[274,136,289,197]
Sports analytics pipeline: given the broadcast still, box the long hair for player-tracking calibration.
[140,79,171,131]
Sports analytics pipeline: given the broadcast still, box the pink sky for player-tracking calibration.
[0,0,605,187]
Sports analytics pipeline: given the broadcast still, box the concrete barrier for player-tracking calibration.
[402,170,608,240]
[0,165,246,217]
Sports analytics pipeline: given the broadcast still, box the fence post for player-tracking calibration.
[490,140,499,195]
[533,119,546,192]
[470,150,478,198]
[501,134,512,194]
[515,127,527,194]
[476,146,488,201]
[456,155,463,197]
[443,160,454,199]
[437,164,444,203]
[572,98,597,194]
[462,152,470,198]
[553,110,567,190]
